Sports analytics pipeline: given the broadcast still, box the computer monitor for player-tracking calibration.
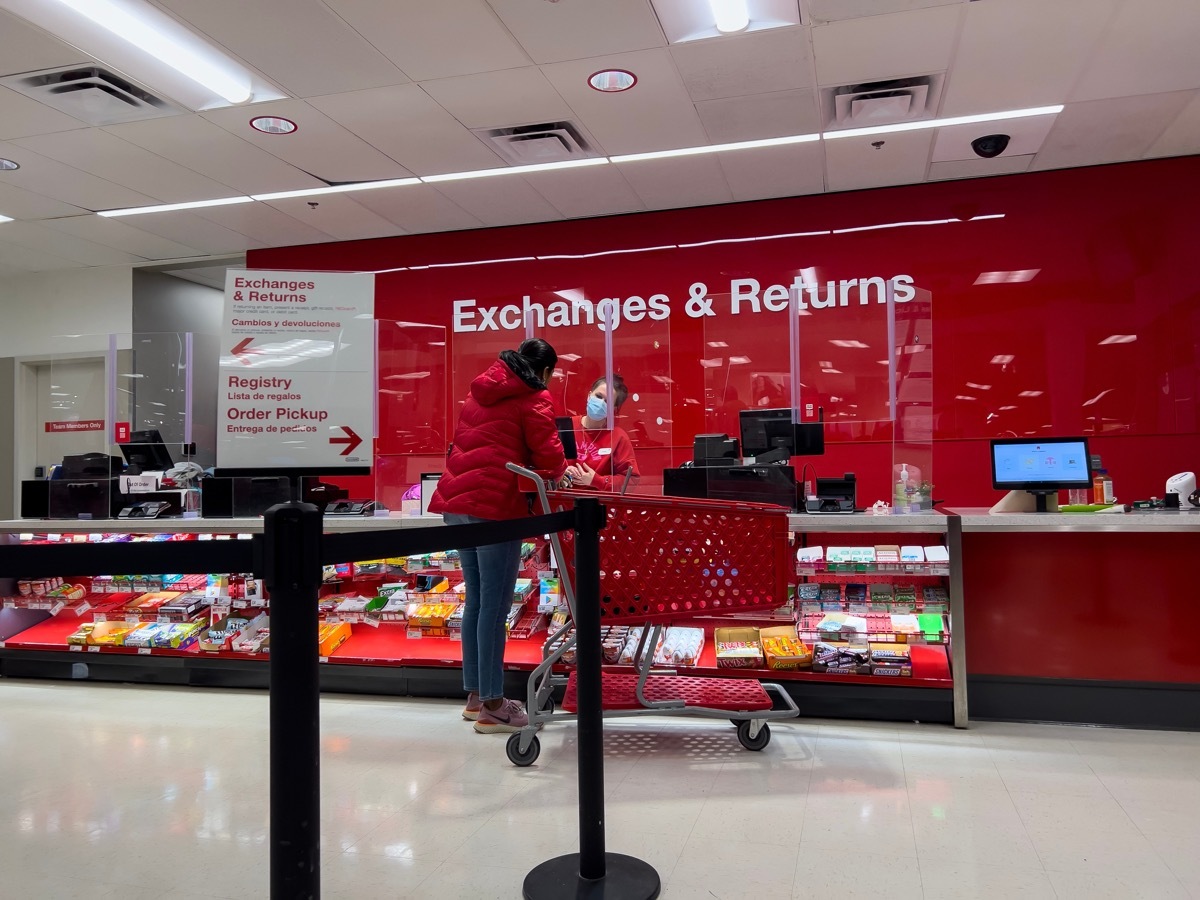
[119,428,175,474]
[990,436,1092,512]
[739,408,825,463]
[555,416,578,461]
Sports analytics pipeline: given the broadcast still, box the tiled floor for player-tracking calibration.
[1,680,1197,899]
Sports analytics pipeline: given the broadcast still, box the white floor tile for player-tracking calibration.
[793,845,923,899]
[918,861,1057,900]
[3,681,1200,900]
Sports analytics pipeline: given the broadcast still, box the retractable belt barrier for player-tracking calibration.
[2,501,653,899]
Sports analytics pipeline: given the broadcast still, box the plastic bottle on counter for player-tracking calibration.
[1093,469,1115,504]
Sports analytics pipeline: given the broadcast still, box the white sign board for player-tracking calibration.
[217,269,375,470]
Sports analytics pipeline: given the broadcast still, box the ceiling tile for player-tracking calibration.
[115,213,267,256]
[806,0,962,24]
[0,237,77,272]
[824,130,933,191]
[522,164,645,218]
[429,178,564,228]
[671,28,812,102]
[696,89,819,142]
[202,99,412,183]
[309,84,502,177]
[0,9,88,77]
[717,142,825,201]
[541,49,708,155]
[0,87,85,140]
[260,194,403,242]
[0,221,143,266]
[812,4,962,86]
[156,0,406,98]
[40,215,203,260]
[323,0,531,81]
[928,154,1034,181]
[0,140,156,211]
[106,116,323,196]
[0,180,88,220]
[13,129,241,202]
[487,0,664,64]
[1072,0,1200,102]
[942,0,1117,116]
[192,202,335,247]
[614,155,733,210]
[1032,91,1195,171]
[420,67,574,130]
[1144,90,1200,159]
[932,115,1057,162]
[351,184,484,234]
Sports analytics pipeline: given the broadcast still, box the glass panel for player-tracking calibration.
[373,320,448,514]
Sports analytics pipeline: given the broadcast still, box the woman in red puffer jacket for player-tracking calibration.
[430,339,568,733]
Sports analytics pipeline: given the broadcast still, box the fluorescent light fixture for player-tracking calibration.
[965,382,992,390]
[990,354,1015,365]
[955,395,977,401]
[47,0,252,103]
[999,405,1018,411]
[421,157,608,183]
[824,105,1064,140]
[700,358,724,369]
[0,213,13,223]
[728,356,752,365]
[710,0,749,32]
[818,360,833,368]
[821,368,842,374]
[1098,334,1137,345]
[707,341,729,348]
[974,269,1040,285]
[612,133,819,163]
[1018,390,1043,398]
[1082,388,1114,407]
[251,178,420,202]
[98,195,253,217]
[829,339,869,348]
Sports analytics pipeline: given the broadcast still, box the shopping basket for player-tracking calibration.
[504,464,800,767]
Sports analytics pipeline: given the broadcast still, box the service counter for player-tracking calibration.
[949,507,1200,729]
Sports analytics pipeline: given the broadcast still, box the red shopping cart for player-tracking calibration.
[505,464,800,767]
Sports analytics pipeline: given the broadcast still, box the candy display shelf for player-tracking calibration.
[0,511,966,726]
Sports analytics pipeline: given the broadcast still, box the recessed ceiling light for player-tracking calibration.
[710,0,749,33]
[588,69,636,92]
[0,158,18,171]
[250,116,297,135]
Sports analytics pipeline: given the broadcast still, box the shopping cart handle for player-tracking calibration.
[507,462,553,513]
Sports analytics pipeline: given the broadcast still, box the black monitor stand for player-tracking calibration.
[1028,490,1055,512]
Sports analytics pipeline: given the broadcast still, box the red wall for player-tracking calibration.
[250,157,1200,507]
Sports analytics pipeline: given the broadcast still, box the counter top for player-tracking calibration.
[788,511,948,533]
[948,507,1200,533]
[0,515,446,536]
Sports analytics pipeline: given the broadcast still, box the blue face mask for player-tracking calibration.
[586,396,608,421]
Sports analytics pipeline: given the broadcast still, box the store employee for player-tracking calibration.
[567,374,640,492]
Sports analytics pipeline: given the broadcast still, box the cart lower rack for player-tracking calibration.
[505,464,800,767]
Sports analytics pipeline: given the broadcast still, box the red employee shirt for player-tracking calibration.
[572,423,639,492]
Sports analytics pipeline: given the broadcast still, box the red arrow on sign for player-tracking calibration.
[330,426,362,456]
[231,338,259,365]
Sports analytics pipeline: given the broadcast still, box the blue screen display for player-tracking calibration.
[993,440,1090,486]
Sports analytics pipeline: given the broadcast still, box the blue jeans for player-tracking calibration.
[444,513,521,701]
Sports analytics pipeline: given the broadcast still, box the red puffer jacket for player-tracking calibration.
[429,358,568,521]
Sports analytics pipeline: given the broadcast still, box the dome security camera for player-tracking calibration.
[971,134,1011,159]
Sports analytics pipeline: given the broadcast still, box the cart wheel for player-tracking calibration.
[506,733,541,767]
[736,721,771,752]
[539,696,555,714]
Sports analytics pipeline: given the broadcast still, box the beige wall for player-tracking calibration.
[0,266,133,357]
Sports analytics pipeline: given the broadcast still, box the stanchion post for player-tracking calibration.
[264,501,323,900]
[523,497,660,900]
[573,496,607,879]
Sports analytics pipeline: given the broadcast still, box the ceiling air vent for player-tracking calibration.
[0,66,183,125]
[821,75,944,132]
[472,121,598,165]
